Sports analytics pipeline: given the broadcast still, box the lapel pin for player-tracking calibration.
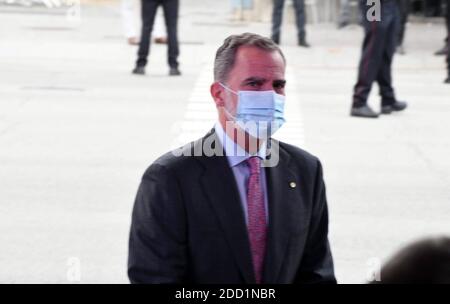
[289,182,296,189]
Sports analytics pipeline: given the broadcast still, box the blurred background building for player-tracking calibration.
[228,0,448,23]
[1,0,448,22]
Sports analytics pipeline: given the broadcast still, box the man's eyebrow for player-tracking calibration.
[241,77,266,84]
[273,79,287,85]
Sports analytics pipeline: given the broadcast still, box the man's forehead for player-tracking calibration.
[233,63,285,81]
[235,47,284,65]
[226,46,285,83]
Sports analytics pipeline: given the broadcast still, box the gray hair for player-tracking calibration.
[213,33,286,83]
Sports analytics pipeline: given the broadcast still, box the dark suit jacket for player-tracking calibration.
[128,129,336,284]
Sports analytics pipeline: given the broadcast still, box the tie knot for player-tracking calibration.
[247,156,261,175]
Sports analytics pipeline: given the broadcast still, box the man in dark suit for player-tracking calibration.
[350,0,407,118]
[128,33,336,284]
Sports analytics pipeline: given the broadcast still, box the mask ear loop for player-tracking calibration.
[219,82,238,95]
[218,82,239,121]
[222,106,237,122]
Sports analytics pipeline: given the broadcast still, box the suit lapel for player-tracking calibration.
[197,130,255,284]
[262,140,299,283]
[195,131,305,284]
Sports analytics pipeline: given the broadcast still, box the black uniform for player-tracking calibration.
[447,0,450,37]
[353,0,400,108]
[135,0,179,69]
[447,39,450,80]
[447,1,450,80]
[397,0,409,47]
[436,0,449,55]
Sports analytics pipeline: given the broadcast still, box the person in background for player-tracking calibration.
[121,0,167,46]
[436,38,449,55]
[121,0,140,45]
[132,0,180,76]
[271,0,310,47]
[445,20,450,83]
[372,237,450,284]
[337,0,352,29]
[435,0,449,55]
[350,0,407,118]
[425,0,442,16]
[396,0,410,55]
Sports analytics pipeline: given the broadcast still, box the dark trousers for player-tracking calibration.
[447,0,450,33]
[447,0,450,74]
[271,0,306,42]
[397,0,409,46]
[353,0,400,107]
[136,0,179,68]
[446,0,450,48]
[425,0,442,16]
[447,37,450,76]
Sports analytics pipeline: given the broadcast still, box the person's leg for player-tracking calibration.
[271,0,285,43]
[121,0,139,44]
[446,41,450,82]
[446,4,450,82]
[425,0,442,16]
[377,2,398,106]
[435,0,449,55]
[136,0,159,68]
[397,0,409,48]
[338,0,351,28]
[446,0,450,33]
[378,2,407,112]
[162,0,180,71]
[292,0,307,44]
[352,0,388,108]
[447,0,450,80]
[446,0,450,47]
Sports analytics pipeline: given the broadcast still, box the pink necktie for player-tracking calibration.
[246,156,267,284]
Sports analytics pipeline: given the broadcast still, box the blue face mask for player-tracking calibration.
[220,83,286,139]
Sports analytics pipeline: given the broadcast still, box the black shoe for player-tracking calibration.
[434,45,448,56]
[169,67,181,76]
[298,40,310,48]
[271,37,280,45]
[445,77,450,84]
[132,66,145,75]
[350,105,379,118]
[381,101,407,114]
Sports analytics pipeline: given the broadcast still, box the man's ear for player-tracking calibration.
[210,82,225,107]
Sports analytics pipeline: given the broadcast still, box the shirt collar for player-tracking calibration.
[214,122,267,167]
